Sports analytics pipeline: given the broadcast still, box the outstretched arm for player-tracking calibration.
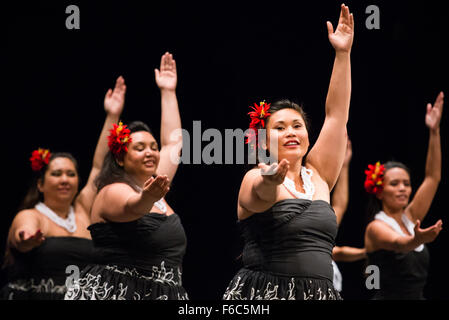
[332,246,366,262]
[405,92,443,222]
[307,4,354,190]
[155,52,183,182]
[76,76,126,214]
[332,140,352,225]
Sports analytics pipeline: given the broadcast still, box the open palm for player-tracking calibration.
[425,91,444,131]
[327,4,354,53]
[104,76,126,116]
[155,52,177,91]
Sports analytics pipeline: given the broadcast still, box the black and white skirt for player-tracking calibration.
[64,261,188,300]
[223,268,342,300]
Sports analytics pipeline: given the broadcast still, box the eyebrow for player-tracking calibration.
[273,119,303,125]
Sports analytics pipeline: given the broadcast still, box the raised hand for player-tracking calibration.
[104,76,126,116]
[414,219,443,244]
[425,91,444,132]
[18,229,45,251]
[141,175,170,203]
[327,4,354,53]
[259,159,290,184]
[155,52,177,91]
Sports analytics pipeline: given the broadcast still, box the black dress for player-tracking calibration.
[65,213,188,300]
[367,246,429,300]
[223,199,341,300]
[1,237,95,300]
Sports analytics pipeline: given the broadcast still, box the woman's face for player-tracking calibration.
[378,167,412,211]
[265,108,309,162]
[121,131,160,181]
[38,157,79,203]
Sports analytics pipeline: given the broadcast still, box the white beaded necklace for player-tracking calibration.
[35,202,77,233]
[282,166,315,200]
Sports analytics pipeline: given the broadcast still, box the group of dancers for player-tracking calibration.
[1,4,444,300]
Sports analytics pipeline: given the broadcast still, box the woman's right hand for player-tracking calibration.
[17,229,45,252]
[141,175,171,203]
[259,159,289,185]
[414,219,443,244]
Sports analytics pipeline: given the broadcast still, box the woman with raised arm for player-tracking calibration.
[64,52,187,300]
[223,4,353,300]
[330,140,367,293]
[1,76,126,299]
[364,92,444,300]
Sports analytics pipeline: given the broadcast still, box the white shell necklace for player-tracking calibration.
[35,202,77,233]
[282,166,315,201]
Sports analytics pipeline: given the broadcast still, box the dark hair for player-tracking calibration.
[365,161,411,223]
[266,99,310,132]
[95,121,154,192]
[19,152,80,210]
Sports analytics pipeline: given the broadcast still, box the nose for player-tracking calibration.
[286,126,296,136]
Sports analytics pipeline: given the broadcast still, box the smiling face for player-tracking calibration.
[38,157,79,204]
[378,167,412,211]
[265,108,310,162]
[119,131,160,184]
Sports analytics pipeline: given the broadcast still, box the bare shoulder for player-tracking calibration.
[92,183,138,221]
[12,209,41,224]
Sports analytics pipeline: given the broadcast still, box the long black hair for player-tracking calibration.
[95,121,154,192]
[365,161,411,223]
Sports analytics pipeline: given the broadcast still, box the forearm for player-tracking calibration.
[333,246,366,262]
[325,52,351,122]
[425,128,441,182]
[124,193,157,219]
[160,89,182,147]
[392,235,422,253]
[253,175,278,203]
[92,113,120,170]
[331,164,349,225]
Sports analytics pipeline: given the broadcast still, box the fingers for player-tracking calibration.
[154,68,160,80]
[326,21,334,35]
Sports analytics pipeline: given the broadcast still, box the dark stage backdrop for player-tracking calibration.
[3,0,448,299]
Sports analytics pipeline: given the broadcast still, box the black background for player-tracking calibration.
[2,0,448,300]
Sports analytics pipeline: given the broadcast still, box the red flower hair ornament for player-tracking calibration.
[108,121,132,157]
[245,101,271,149]
[364,161,385,195]
[30,148,51,171]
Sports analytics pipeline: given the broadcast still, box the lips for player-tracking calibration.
[144,158,157,167]
[283,140,300,147]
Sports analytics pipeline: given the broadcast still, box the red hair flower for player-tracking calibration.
[245,101,271,149]
[30,148,51,171]
[364,161,385,195]
[108,121,132,156]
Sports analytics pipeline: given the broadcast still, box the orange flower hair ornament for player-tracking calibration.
[30,148,51,171]
[245,101,271,149]
[108,121,132,157]
[364,161,385,195]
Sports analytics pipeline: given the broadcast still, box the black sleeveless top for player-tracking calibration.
[88,213,187,271]
[367,245,430,299]
[240,199,337,281]
[1,237,95,300]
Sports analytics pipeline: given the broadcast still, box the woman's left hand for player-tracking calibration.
[155,52,177,91]
[104,76,126,116]
[425,91,444,131]
[327,4,354,53]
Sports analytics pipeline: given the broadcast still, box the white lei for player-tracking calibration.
[375,211,424,252]
[282,166,315,200]
[35,202,77,233]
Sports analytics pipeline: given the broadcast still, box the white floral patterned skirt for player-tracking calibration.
[223,268,342,300]
[64,261,188,300]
